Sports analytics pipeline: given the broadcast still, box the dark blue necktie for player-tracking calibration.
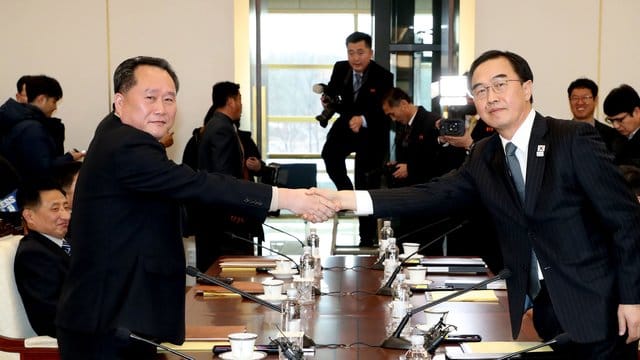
[62,239,71,256]
[353,73,362,100]
[505,142,540,299]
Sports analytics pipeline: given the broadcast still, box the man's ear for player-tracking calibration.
[114,93,124,112]
[30,94,46,107]
[21,208,34,226]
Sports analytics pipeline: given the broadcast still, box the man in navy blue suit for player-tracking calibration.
[316,50,640,359]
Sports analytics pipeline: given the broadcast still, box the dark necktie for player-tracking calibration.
[505,142,541,299]
[61,239,71,256]
[353,73,362,100]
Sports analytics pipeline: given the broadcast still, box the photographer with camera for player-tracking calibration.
[318,31,393,247]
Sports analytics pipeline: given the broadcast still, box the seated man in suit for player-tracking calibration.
[14,180,71,337]
[603,84,640,168]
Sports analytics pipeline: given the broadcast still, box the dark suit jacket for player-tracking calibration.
[198,112,243,179]
[615,129,640,168]
[326,60,393,160]
[393,106,440,186]
[370,113,640,342]
[57,113,272,343]
[14,231,70,337]
[594,120,625,157]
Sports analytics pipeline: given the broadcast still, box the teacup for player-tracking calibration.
[228,332,257,359]
[402,242,420,256]
[406,265,427,282]
[275,260,291,272]
[262,278,284,298]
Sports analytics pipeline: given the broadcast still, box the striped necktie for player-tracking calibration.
[61,239,71,256]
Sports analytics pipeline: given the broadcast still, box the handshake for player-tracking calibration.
[277,188,356,223]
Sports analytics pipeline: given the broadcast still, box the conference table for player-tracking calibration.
[162,256,540,359]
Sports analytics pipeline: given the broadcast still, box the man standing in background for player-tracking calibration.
[568,78,624,155]
[319,31,393,247]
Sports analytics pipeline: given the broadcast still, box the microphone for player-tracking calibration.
[262,223,305,247]
[371,217,455,270]
[226,232,301,272]
[186,265,281,312]
[495,333,571,360]
[376,220,469,296]
[381,269,512,350]
[115,328,195,360]
[227,232,322,296]
[186,266,317,348]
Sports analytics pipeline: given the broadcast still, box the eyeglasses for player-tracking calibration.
[605,113,630,125]
[569,95,593,103]
[471,79,522,100]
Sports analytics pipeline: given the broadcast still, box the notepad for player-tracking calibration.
[195,281,263,295]
[428,290,498,302]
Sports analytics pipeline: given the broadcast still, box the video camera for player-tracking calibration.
[439,118,465,136]
[312,83,342,128]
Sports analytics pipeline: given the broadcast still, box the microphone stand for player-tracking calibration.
[371,217,453,270]
[186,266,316,347]
[116,328,195,360]
[496,333,571,360]
[380,269,511,350]
[377,221,468,296]
[262,223,305,247]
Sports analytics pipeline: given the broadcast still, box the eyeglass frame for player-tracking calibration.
[470,77,523,100]
[605,113,630,125]
[569,95,594,103]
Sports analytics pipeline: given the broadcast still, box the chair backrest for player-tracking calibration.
[270,163,317,189]
[0,235,37,338]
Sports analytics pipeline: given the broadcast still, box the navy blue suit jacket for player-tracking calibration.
[370,113,640,342]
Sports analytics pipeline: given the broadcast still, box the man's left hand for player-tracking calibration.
[349,116,363,133]
[618,304,640,343]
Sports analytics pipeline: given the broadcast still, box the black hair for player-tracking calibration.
[17,179,65,211]
[603,84,640,117]
[567,78,598,98]
[211,81,240,110]
[26,75,63,103]
[16,75,31,93]
[383,87,413,107]
[346,32,372,48]
[113,56,179,94]
[468,50,534,104]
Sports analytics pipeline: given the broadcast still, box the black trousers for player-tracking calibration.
[57,327,157,360]
[532,282,638,360]
[322,128,384,246]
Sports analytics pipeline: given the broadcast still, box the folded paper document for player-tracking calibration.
[195,282,263,295]
[429,290,498,302]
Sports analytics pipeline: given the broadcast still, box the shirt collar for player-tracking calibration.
[41,233,65,248]
[499,108,536,154]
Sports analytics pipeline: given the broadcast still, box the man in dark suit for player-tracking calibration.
[319,31,393,247]
[195,81,253,270]
[318,50,640,359]
[603,84,640,168]
[14,181,71,338]
[382,87,440,187]
[55,56,336,359]
[568,78,625,156]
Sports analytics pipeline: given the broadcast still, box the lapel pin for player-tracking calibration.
[536,145,545,157]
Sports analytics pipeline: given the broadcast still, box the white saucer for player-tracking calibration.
[398,253,424,261]
[268,269,298,279]
[404,278,433,286]
[256,294,287,304]
[219,350,267,359]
